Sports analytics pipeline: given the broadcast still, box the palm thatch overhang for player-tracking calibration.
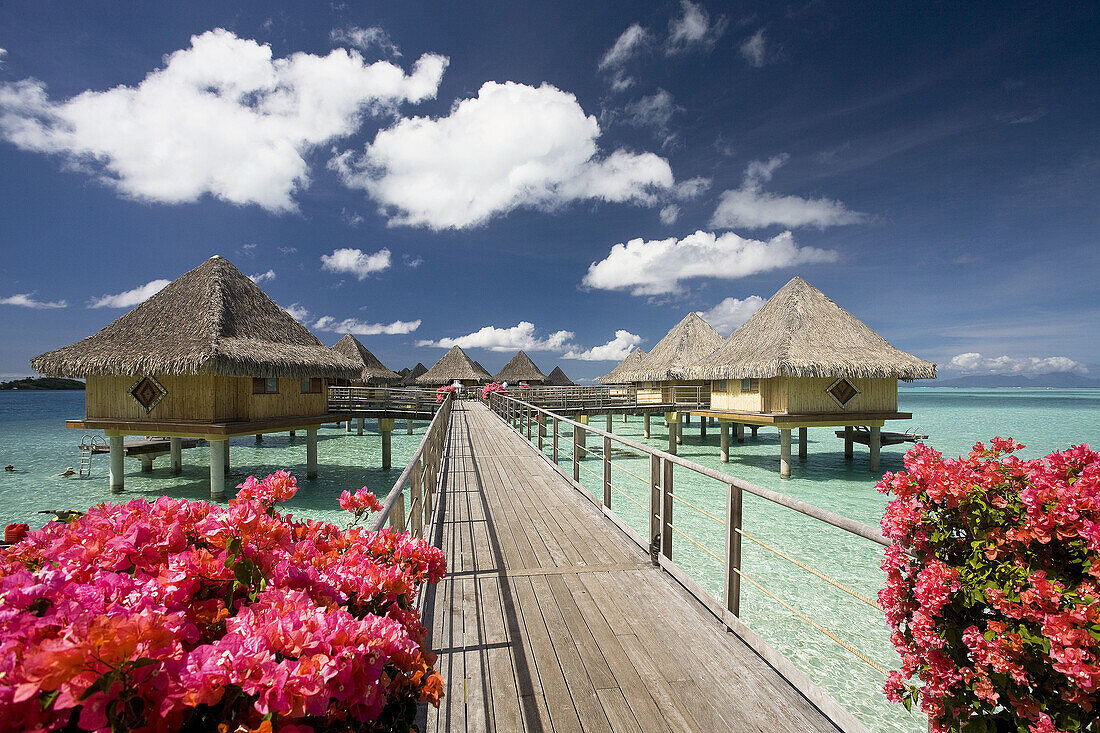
[622,313,725,382]
[31,256,361,380]
[493,351,548,383]
[417,346,492,385]
[472,360,489,376]
[597,348,648,385]
[331,334,401,384]
[686,277,937,381]
[545,366,574,386]
[402,363,428,386]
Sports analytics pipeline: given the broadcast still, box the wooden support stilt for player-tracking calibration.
[736,423,745,443]
[306,428,318,479]
[170,437,182,475]
[209,439,227,500]
[700,417,707,438]
[643,412,651,438]
[379,418,394,470]
[844,426,854,458]
[289,430,295,437]
[606,413,613,433]
[665,412,678,455]
[780,429,792,478]
[751,426,759,438]
[109,436,124,492]
[357,417,364,436]
[407,419,413,435]
[799,427,808,460]
[577,415,588,460]
[224,441,230,474]
[720,422,730,463]
[140,455,154,473]
[255,433,263,443]
[869,426,881,473]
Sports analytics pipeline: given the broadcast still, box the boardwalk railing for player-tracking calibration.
[329,386,442,415]
[487,392,894,720]
[369,394,453,537]
[497,383,709,411]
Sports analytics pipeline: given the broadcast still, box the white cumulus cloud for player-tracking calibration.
[659,204,680,224]
[696,295,766,335]
[562,330,643,361]
[711,154,867,230]
[417,321,574,352]
[331,81,680,230]
[283,302,310,322]
[329,26,401,57]
[249,269,275,283]
[583,229,837,296]
[666,1,728,55]
[320,247,391,279]
[0,48,7,69]
[0,292,67,309]
[740,29,767,67]
[0,29,447,212]
[598,24,651,91]
[88,279,170,308]
[948,352,1088,376]
[312,315,421,335]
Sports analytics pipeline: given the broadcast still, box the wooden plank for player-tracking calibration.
[596,688,643,733]
[545,573,617,691]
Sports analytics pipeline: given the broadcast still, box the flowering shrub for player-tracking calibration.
[879,439,1100,732]
[435,385,456,403]
[481,382,503,402]
[0,472,446,732]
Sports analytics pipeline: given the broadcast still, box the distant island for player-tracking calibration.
[0,377,85,390]
[915,373,1100,388]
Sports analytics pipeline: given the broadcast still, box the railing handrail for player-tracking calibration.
[490,393,887,547]
[369,394,453,531]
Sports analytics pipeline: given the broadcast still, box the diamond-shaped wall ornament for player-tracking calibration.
[827,378,858,407]
[129,376,168,413]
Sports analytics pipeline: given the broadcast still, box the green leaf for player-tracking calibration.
[79,670,119,701]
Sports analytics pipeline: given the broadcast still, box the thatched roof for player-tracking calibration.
[622,313,724,382]
[545,366,574,386]
[686,277,937,380]
[597,348,648,384]
[402,363,428,386]
[417,347,492,384]
[331,334,401,384]
[473,360,489,375]
[493,351,547,383]
[31,256,361,379]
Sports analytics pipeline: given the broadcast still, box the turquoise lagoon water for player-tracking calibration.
[1,388,1098,732]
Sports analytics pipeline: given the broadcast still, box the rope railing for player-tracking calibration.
[488,392,893,686]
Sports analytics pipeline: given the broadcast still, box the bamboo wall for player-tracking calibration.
[709,376,897,415]
[86,375,328,422]
[636,381,710,405]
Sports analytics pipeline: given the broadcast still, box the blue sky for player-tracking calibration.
[1,1,1097,382]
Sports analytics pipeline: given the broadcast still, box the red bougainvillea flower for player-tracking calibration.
[0,472,446,732]
[878,439,1100,732]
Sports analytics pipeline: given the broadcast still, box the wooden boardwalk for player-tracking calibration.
[416,401,839,732]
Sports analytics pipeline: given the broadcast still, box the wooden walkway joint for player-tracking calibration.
[417,401,843,732]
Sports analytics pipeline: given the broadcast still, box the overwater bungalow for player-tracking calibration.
[688,277,937,476]
[29,256,361,499]
[596,347,647,385]
[417,346,491,391]
[492,350,548,385]
[330,334,401,386]
[545,366,575,386]
[401,363,428,386]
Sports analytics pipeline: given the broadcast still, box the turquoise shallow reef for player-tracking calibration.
[1,388,1097,732]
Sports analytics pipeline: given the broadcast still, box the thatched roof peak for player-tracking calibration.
[597,347,648,384]
[331,334,401,384]
[417,346,492,384]
[686,277,937,380]
[622,312,724,382]
[493,350,547,383]
[545,366,574,386]
[31,255,360,379]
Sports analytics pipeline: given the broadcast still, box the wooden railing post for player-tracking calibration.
[602,434,612,509]
[724,483,743,617]
[649,454,661,565]
[553,416,559,463]
[572,421,580,482]
[537,412,545,450]
[526,406,532,440]
[411,458,424,538]
[390,491,406,531]
[661,458,674,560]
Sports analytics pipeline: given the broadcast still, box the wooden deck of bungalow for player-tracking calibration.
[414,401,842,732]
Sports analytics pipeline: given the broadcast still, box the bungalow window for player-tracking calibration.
[253,377,278,394]
[300,377,322,394]
[741,378,759,393]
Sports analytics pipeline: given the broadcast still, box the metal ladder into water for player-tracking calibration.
[78,434,105,478]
